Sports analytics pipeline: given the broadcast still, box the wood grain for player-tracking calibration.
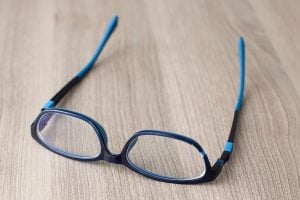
[0,0,299,199]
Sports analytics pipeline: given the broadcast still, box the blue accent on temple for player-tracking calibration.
[43,100,55,109]
[235,37,245,111]
[224,141,234,153]
[76,15,118,78]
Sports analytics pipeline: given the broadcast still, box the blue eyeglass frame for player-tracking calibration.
[31,15,246,184]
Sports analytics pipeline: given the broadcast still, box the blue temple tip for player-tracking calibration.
[235,37,245,111]
[239,37,245,46]
[113,15,119,21]
[76,15,119,78]
[110,15,119,30]
[239,37,245,55]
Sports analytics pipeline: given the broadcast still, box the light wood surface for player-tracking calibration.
[0,0,299,199]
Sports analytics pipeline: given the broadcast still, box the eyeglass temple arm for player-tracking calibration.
[213,37,245,169]
[42,15,118,109]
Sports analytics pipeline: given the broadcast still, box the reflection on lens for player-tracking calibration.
[127,135,206,179]
[37,112,101,158]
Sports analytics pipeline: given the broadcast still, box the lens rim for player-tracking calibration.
[31,109,218,184]
[121,130,211,183]
[31,109,107,161]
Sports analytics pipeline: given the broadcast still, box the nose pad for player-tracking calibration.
[127,137,138,152]
[38,112,55,131]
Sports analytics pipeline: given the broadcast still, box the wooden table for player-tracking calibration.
[0,0,299,199]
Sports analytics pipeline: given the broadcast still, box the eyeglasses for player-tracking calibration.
[31,15,246,184]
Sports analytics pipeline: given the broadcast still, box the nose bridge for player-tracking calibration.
[104,152,122,164]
